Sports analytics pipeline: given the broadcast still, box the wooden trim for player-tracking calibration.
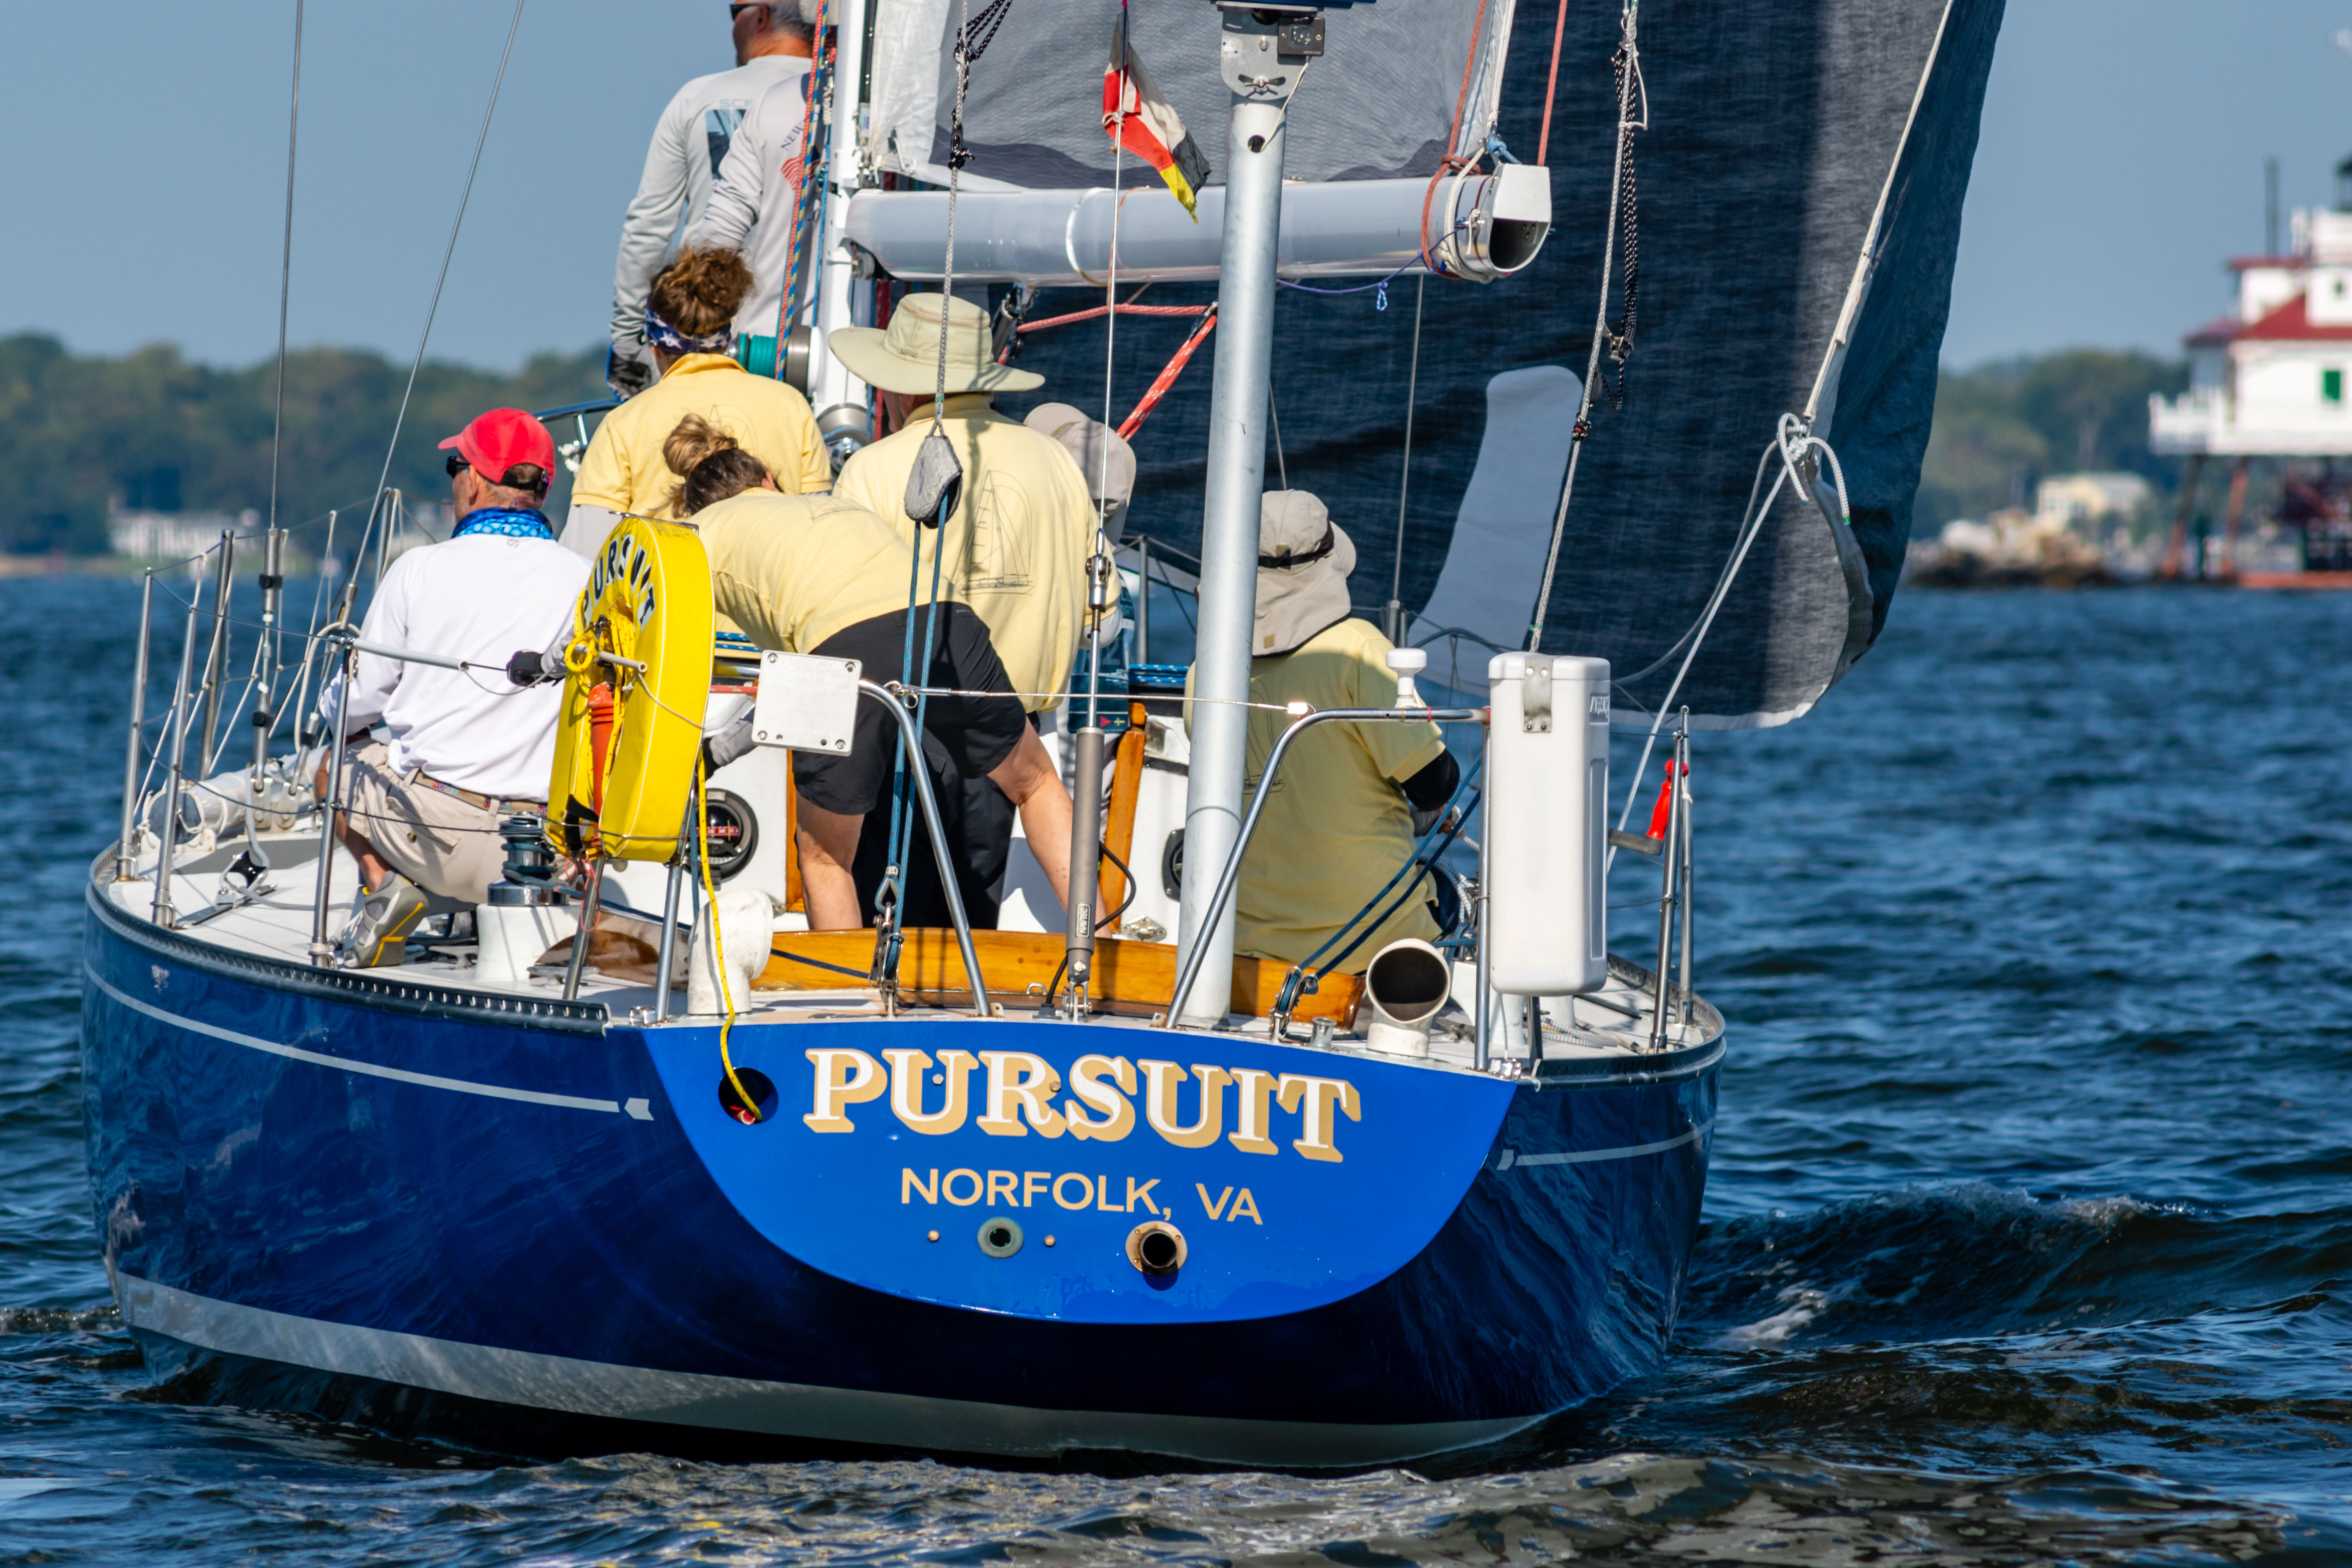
[1098,702,1147,931]
[759,928,1362,1026]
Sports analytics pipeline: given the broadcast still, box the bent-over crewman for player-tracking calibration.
[320,409,589,966]
[666,416,1076,932]
[1193,490,1462,972]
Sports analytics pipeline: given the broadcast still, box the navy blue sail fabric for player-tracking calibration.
[998,0,2005,727]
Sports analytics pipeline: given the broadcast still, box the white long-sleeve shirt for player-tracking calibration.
[610,55,805,357]
[326,533,589,799]
[689,66,817,343]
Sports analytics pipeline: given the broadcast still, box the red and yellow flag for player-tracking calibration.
[1103,11,1210,219]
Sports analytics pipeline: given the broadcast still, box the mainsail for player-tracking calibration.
[884,0,2003,728]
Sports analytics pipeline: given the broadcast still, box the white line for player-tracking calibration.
[86,966,626,1116]
[112,1271,1535,1466]
[1501,1121,1711,1169]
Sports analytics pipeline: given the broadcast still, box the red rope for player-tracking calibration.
[1117,305,1218,440]
[1020,302,1209,333]
[1537,0,1570,167]
[1417,0,1493,275]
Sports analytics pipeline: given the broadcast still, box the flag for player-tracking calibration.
[1103,12,1210,219]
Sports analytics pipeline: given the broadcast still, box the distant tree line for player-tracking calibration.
[1919,349,2190,529]
[0,335,606,554]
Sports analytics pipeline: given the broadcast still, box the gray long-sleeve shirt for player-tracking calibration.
[690,66,816,343]
[609,55,804,359]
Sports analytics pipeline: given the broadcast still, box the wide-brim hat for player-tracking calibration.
[1255,490,1355,657]
[829,291,1044,395]
[1025,402,1137,539]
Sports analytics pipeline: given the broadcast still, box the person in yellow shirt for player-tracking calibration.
[668,417,1075,933]
[561,245,830,559]
[828,292,1097,712]
[1196,490,1463,972]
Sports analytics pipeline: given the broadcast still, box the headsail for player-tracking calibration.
[997,0,2003,728]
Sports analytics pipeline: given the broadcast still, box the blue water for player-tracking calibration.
[5,578,2349,1564]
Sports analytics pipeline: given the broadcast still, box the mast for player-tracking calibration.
[809,0,874,466]
[1173,5,1315,1025]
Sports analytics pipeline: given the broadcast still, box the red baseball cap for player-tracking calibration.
[438,408,555,483]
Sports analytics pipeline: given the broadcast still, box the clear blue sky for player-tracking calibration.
[0,0,2345,372]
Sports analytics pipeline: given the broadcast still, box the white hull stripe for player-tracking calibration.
[111,1271,1536,1467]
[86,966,648,1119]
[1495,1121,1711,1170]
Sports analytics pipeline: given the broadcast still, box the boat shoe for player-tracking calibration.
[335,874,428,968]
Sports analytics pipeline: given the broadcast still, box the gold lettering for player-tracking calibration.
[901,1167,938,1204]
[885,1047,977,1135]
[1125,1175,1162,1215]
[1063,1054,1137,1140]
[1022,1170,1051,1207]
[1229,1188,1262,1224]
[1227,1068,1279,1155]
[942,1168,983,1206]
[1096,1174,1122,1211]
[977,1052,1069,1137]
[986,1169,1019,1207]
[1277,1073,1362,1162]
[1139,1059,1232,1149]
[1052,1172,1094,1210]
[1196,1183,1233,1220]
[804,1048,886,1133]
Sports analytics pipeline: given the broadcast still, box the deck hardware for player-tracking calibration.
[1126,1220,1186,1276]
[977,1216,1024,1257]
[927,1230,940,1242]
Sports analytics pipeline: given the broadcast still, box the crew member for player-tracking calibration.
[607,1,818,395]
[689,52,820,350]
[830,292,1098,711]
[1024,402,1137,545]
[1198,490,1462,971]
[564,245,830,559]
[319,410,590,966]
[667,416,1076,931]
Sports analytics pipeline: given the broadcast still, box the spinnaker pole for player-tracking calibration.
[1174,6,1312,1025]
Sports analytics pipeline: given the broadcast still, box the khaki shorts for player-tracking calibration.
[339,742,519,904]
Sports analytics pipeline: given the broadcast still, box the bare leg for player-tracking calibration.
[794,792,866,931]
[990,727,1074,913]
[314,761,393,892]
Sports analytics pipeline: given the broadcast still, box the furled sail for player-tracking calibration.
[981,0,2003,728]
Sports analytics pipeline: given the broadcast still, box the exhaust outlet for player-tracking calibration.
[1362,938,1451,1056]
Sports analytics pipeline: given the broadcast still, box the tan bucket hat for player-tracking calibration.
[828,291,1044,395]
[1024,402,1137,540]
[1255,490,1356,657]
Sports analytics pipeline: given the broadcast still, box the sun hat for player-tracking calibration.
[1024,402,1137,540]
[437,408,555,484]
[828,292,1044,395]
[1254,490,1357,657]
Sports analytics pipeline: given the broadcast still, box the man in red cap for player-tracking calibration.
[315,409,590,966]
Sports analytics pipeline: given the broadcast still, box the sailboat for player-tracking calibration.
[79,0,2002,1465]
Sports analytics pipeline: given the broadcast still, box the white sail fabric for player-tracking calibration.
[869,0,1509,188]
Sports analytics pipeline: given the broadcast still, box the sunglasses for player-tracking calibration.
[728,3,759,16]
[444,453,471,479]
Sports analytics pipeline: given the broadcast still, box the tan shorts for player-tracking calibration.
[339,742,519,904]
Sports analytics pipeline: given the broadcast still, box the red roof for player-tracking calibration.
[2235,293,2352,342]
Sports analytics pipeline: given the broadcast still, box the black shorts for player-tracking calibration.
[793,603,1029,817]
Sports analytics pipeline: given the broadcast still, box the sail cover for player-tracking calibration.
[871,0,1511,188]
[947,0,2002,728]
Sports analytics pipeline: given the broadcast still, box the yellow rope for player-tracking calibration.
[698,757,757,1123]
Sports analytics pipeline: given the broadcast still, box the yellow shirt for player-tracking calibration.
[1190,618,1448,971]
[833,395,1094,711]
[573,354,831,519]
[693,492,919,654]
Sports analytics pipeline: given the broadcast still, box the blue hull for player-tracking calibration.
[80,885,1719,1466]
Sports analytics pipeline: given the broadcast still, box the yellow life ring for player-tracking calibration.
[547,516,715,862]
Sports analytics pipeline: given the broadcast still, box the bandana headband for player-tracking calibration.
[645,302,733,357]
